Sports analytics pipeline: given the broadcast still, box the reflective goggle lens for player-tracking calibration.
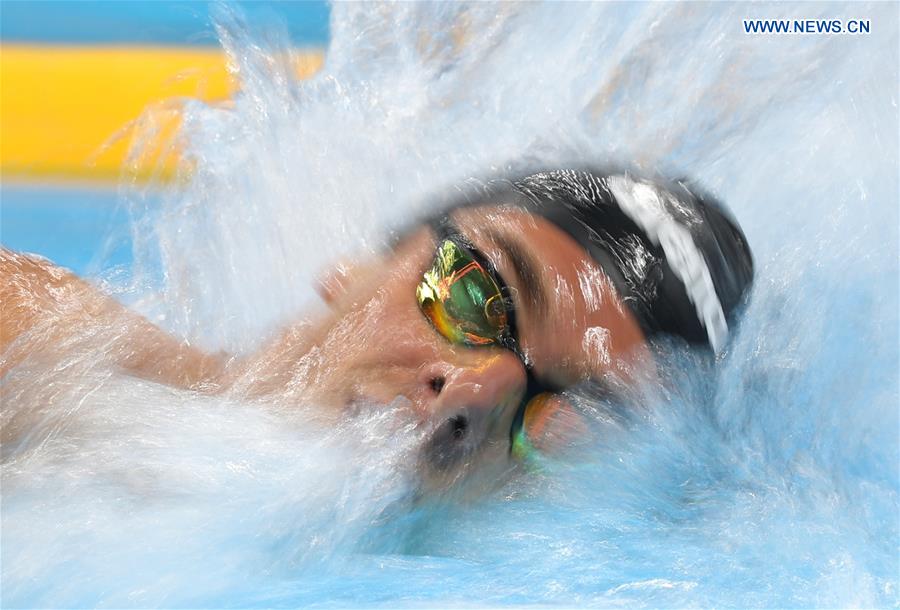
[417,238,508,347]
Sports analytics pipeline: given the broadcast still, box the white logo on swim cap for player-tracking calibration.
[607,175,729,353]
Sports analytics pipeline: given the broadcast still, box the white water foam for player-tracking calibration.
[3,2,898,607]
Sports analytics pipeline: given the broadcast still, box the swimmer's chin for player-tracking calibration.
[413,440,522,501]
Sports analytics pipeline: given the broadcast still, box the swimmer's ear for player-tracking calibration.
[315,255,385,304]
[315,261,354,305]
[316,249,395,306]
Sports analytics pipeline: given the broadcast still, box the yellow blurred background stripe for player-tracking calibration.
[0,45,323,183]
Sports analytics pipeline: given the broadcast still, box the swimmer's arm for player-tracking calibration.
[1,249,226,390]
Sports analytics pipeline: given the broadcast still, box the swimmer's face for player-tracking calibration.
[255,206,649,487]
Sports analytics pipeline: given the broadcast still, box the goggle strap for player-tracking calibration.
[508,367,553,454]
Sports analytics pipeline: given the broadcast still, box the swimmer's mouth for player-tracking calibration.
[422,398,522,473]
[422,412,475,472]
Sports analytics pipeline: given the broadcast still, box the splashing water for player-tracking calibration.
[3,2,898,607]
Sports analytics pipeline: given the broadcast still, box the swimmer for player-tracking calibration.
[1,169,753,486]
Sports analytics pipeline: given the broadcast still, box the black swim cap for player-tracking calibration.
[430,169,754,353]
[508,170,754,353]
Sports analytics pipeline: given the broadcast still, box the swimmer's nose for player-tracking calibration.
[419,351,526,420]
[419,352,525,470]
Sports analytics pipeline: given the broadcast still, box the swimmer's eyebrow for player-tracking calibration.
[486,230,548,318]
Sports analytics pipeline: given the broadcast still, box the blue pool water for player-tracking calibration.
[1,185,132,274]
[2,2,898,608]
[0,0,329,47]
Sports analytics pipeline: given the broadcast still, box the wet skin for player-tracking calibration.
[237,205,652,480]
[1,205,651,484]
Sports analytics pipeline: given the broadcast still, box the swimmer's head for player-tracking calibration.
[438,169,755,354]
[248,169,753,490]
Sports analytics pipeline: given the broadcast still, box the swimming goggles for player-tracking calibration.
[416,217,554,457]
[416,217,522,358]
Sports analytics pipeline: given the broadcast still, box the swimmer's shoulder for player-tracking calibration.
[1,248,80,353]
[1,249,127,370]
[1,248,228,391]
